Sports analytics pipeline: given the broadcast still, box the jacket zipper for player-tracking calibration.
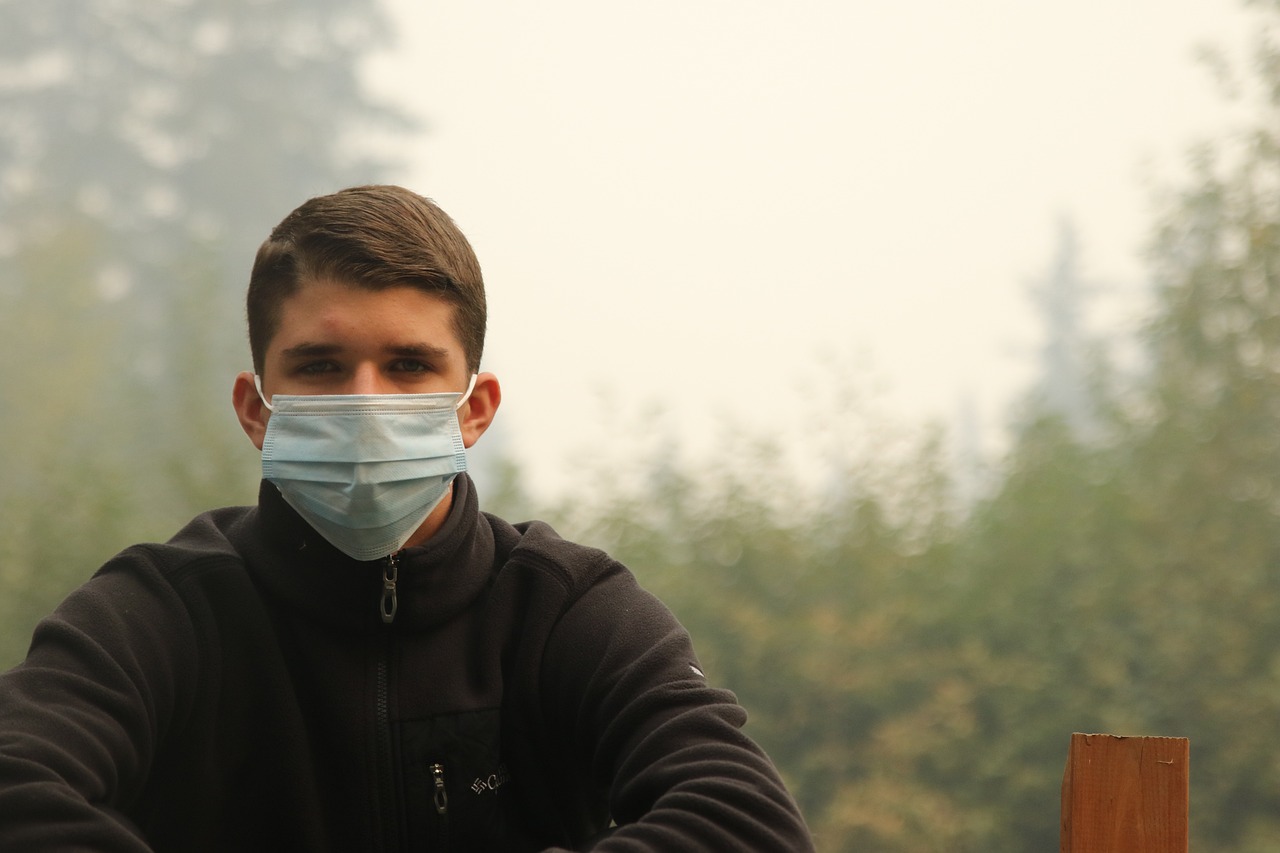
[430,762,451,849]
[380,552,399,624]
[375,642,399,852]
[376,555,400,850]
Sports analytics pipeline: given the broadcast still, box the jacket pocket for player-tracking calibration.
[398,708,534,852]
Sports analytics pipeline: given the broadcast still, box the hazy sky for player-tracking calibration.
[365,0,1256,498]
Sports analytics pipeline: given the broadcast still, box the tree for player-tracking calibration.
[1025,216,1106,438]
[1115,57,1280,845]
[951,6,1280,846]
[0,0,412,665]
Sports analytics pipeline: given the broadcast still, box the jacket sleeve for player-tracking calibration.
[537,561,815,852]
[0,549,198,852]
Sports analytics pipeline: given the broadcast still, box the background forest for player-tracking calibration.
[4,1,1280,850]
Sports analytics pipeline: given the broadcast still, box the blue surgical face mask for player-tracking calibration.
[255,375,477,561]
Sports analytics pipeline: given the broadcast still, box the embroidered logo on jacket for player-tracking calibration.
[470,762,511,795]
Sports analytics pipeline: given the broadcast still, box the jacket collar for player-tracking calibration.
[242,474,496,633]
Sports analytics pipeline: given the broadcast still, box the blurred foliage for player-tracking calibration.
[527,6,1280,849]
[7,1,1280,851]
[0,0,408,658]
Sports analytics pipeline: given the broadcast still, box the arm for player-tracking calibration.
[539,564,814,852]
[0,549,198,852]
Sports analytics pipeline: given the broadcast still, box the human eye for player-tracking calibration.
[389,358,433,374]
[296,360,340,376]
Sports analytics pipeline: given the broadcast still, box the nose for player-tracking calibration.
[349,363,386,395]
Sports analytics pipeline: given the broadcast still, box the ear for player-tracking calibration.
[232,371,270,451]
[459,372,501,449]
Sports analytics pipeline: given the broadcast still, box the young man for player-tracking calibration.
[0,186,814,851]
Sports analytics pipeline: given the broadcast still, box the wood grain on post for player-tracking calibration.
[1061,732,1189,853]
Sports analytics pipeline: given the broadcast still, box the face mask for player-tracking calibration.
[255,375,477,561]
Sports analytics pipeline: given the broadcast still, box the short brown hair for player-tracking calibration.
[247,185,486,374]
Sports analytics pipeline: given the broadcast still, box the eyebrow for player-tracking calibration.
[279,342,453,361]
[386,343,452,361]
[280,342,342,360]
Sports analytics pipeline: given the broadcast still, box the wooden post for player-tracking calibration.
[1060,733,1189,852]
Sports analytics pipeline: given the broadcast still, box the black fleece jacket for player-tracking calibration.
[0,475,814,851]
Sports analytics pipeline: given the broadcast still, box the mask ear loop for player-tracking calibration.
[254,375,275,412]
[454,374,479,411]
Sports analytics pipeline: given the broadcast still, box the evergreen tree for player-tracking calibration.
[1026,217,1101,437]
[1117,61,1280,847]
[0,0,412,664]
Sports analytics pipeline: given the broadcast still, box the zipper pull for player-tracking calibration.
[431,763,449,815]
[380,553,399,624]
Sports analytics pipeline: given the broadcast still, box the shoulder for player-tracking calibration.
[79,504,260,627]
[482,512,686,652]
[484,512,625,600]
[480,513,678,656]
[7,507,265,777]
[31,504,273,690]
[156,504,256,568]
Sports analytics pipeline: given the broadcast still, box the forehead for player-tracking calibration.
[269,279,461,355]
